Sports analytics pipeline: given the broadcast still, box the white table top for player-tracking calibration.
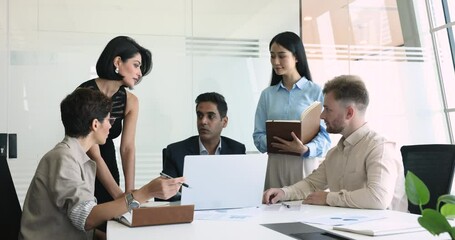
[107,202,451,240]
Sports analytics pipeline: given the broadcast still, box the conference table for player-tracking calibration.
[107,201,451,240]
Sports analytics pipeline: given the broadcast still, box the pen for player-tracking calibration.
[281,202,291,208]
[159,172,190,188]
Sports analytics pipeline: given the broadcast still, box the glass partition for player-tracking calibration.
[3,0,300,204]
[301,0,449,148]
[3,0,454,204]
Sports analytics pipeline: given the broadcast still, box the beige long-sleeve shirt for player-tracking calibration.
[282,124,408,212]
[20,137,97,240]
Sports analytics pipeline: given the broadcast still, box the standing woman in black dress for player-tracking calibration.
[79,36,152,208]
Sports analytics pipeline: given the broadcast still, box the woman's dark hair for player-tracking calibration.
[269,31,312,86]
[96,36,152,85]
[60,88,112,138]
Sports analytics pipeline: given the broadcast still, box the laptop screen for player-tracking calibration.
[180,154,267,210]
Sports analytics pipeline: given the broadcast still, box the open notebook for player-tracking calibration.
[266,101,321,156]
[180,154,267,210]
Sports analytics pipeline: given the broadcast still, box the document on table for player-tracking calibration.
[301,213,386,226]
[262,202,301,211]
[332,220,425,236]
[194,207,261,221]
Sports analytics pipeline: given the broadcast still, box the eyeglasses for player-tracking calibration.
[108,117,116,125]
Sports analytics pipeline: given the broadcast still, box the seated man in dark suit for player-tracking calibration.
[161,92,246,200]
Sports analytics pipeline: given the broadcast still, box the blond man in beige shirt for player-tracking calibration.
[263,75,408,212]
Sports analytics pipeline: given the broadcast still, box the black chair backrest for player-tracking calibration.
[162,148,167,167]
[400,144,455,214]
[0,155,22,239]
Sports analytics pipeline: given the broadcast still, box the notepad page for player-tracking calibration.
[332,219,425,236]
[266,120,300,122]
[140,200,170,208]
[300,101,321,120]
[116,212,132,226]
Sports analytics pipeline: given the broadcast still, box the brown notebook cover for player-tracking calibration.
[266,101,322,156]
[117,204,194,227]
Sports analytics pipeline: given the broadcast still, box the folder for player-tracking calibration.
[117,204,194,227]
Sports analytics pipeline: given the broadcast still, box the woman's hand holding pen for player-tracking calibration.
[160,172,190,188]
[135,176,186,202]
[262,188,285,204]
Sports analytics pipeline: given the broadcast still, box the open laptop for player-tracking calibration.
[180,154,267,210]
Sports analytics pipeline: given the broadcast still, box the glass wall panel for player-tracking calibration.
[4,0,453,204]
[4,0,301,204]
[190,0,300,152]
[428,0,446,27]
[435,28,455,107]
[447,0,455,22]
[0,0,7,132]
[301,0,448,149]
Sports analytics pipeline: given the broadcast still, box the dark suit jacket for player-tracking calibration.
[162,135,246,178]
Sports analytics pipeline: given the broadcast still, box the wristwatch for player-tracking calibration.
[125,192,140,212]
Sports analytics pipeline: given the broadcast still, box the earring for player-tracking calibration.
[115,67,119,74]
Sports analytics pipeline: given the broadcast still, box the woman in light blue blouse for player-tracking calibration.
[253,31,331,189]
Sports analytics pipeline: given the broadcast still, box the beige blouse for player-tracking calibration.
[20,136,97,240]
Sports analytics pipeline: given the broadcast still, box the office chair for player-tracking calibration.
[400,144,455,214]
[162,148,167,168]
[0,155,22,239]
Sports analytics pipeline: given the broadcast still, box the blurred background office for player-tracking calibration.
[1,0,454,206]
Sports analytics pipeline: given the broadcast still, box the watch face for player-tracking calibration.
[126,193,140,210]
[130,200,140,209]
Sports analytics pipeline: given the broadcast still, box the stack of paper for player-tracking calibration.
[332,219,425,236]
[301,212,425,236]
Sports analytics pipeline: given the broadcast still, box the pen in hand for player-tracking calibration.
[159,172,190,188]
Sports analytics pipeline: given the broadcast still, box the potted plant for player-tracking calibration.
[405,171,455,239]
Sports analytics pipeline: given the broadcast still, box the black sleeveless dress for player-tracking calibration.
[78,79,127,204]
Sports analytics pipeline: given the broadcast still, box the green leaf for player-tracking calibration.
[439,195,455,205]
[405,171,430,206]
[441,204,455,218]
[418,209,452,235]
[450,227,455,239]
